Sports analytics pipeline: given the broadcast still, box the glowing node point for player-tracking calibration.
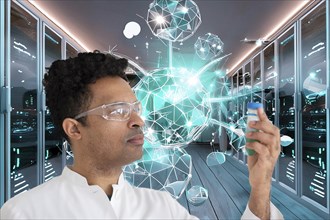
[134,68,211,147]
[155,15,165,24]
[181,6,188,13]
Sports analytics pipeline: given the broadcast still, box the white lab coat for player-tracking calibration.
[0,167,283,219]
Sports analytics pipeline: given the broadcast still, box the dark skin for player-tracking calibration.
[62,76,145,196]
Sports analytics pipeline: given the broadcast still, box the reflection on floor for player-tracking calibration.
[179,143,325,220]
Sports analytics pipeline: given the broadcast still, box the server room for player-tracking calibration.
[0,0,329,219]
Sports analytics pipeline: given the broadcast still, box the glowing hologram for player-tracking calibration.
[164,181,186,198]
[210,115,247,156]
[123,147,192,199]
[134,68,211,147]
[280,135,294,147]
[233,128,244,137]
[62,0,267,202]
[147,0,201,42]
[206,152,226,166]
[186,185,208,206]
[195,33,224,60]
[230,117,247,152]
[116,0,248,201]
[195,53,231,78]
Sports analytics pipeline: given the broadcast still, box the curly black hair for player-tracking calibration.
[43,51,128,140]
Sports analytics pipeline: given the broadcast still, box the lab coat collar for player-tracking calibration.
[62,166,126,190]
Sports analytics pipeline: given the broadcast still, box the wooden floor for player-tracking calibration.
[177,143,326,220]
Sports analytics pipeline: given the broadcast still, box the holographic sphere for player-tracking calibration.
[195,33,224,60]
[133,68,211,147]
[147,0,202,42]
[186,185,209,206]
[123,147,192,199]
[206,152,226,166]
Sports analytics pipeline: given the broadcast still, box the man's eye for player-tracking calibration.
[134,106,141,112]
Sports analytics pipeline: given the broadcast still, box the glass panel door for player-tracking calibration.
[0,0,5,206]
[278,27,296,190]
[263,43,275,124]
[64,43,77,165]
[301,2,327,207]
[244,62,252,103]
[226,77,234,155]
[44,26,62,181]
[66,42,78,59]
[237,69,245,161]
[243,62,251,163]
[230,73,238,158]
[10,2,38,197]
[263,43,276,179]
[252,54,262,103]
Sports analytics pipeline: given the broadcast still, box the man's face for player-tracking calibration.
[77,76,145,170]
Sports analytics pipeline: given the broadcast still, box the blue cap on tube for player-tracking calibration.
[247,102,263,109]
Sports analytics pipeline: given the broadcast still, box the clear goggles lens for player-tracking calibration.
[74,101,142,121]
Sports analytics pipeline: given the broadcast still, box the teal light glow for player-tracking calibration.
[134,67,211,147]
[206,152,226,166]
[119,55,233,198]
[194,33,224,60]
[123,147,192,199]
[115,0,256,200]
[180,6,189,13]
[186,185,208,206]
[309,72,316,78]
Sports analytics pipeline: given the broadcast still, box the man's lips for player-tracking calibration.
[127,134,144,145]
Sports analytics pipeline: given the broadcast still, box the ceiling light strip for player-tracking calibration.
[27,0,91,51]
[228,0,311,75]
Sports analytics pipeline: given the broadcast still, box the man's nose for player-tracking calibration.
[128,111,145,128]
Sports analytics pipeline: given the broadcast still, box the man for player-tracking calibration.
[1,52,282,219]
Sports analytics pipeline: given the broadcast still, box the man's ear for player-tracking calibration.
[62,118,82,140]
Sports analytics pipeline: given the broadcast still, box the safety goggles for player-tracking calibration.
[74,101,142,121]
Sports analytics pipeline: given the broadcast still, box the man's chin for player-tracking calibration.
[130,146,144,161]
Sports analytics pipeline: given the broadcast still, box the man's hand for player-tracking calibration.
[245,107,280,220]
